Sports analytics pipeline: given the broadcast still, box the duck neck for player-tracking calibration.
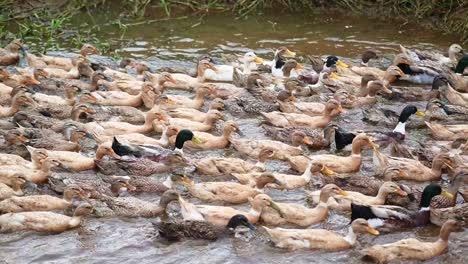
[91,77,100,91]
[375,188,390,203]
[439,225,453,242]
[392,122,406,135]
[69,216,82,227]
[431,158,445,176]
[63,190,76,202]
[65,91,76,106]
[301,163,313,181]
[159,127,169,146]
[243,58,252,74]
[448,50,457,62]
[223,127,234,139]
[162,176,173,188]
[351,140,365,155]
[343,226,357,245]
[95,147,108,160]
[70,108,85,121]
[197,67,207,82]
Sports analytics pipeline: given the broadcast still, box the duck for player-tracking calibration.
[336,80,393,108]
[166,98,224,122]
[96,151,187,176]
[165,60,218,90]
[193,148,274,176]
[264,218,379,251]
[203,52,264,82]
[0,39,22,66]
[0,92,36,117]
[260,99,344,128]
[27,44,98,70]
[233,162,333,190]
[160,110,224,132]
[0,68,41,87]
[27,127,88,152]
[123,174,185,194]
[393,54,439,84]
[229,130,313,159]
[28,84,81,106]
[400,43,464,65]
[260,184,346,226]
[0,203,94,233]
[425,98,468,122]
[39,144,119,171]
[154,214,256,241]
[350,183,454,230]
[90,82,156,107]
[373,148,453,181]
[362,104,426,130]
[96,189,179,218]
[42,55,87,79]
[103,61,149,82]
[453,54,468,75]
[271,47,297,77]
[93,125,179,147]
[308,182,408,211]
[169,121,239,150]
[0,185,85,213]
[361,219,461,263]
[177,174,279,204]
[223,73,280,116]
[178,193,280,226]
[287,133,377,173]
[84,109,165,136]
[438,78,468,106]
[0,146,47,169]
[162,84,214,110]
[272,59,305,78]
[0,174,26,200]
[0,157,62,183]
[262,125,336,150]
[425,121,468,140]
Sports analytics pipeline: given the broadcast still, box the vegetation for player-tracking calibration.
[0,0,466,53]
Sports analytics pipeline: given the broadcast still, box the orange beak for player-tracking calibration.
[30,78,40,85]
[395,188,407,196]
[295,63,304,70]
[303,136,313,145]
[17,134,28,143]
[337,105,345,113]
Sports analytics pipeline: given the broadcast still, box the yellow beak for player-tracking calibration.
[321,165,335,176]
[295,63,304,70]
[330,72,340,79]
[254,57,264,64]
[192,137,203,144]
[338,189,348,196]
[303,136,313,145]
[415,110,426,117]
[285,49,296,57]
[181,176,195,186]
[396,188,408,196]
[336,60,349,68]
[441,190,454,199]
[367,226,380,236]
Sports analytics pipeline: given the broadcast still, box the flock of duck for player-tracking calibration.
[0,39,467,263]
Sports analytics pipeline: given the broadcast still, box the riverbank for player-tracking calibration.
[0,0,466,53]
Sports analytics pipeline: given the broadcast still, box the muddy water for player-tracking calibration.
[1,9,467,264]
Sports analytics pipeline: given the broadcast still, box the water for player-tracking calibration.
[1,8,466,264]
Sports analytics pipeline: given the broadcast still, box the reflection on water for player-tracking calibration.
[1,9,466,264]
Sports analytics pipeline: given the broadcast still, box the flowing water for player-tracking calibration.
[1,8,467,264]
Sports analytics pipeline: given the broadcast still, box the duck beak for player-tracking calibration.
[369,141,379,149]
[158,115,167,121]
[338,188,348,196]
[236,129,245,136]
[285,49,296,57]
[303,136,313,145]
[254,57,264,64]
[295,63,304,70]
[30,78,41,85]
[330,72,340,79]
[443,160,454,170]
[320,165,335,176]
[337,105,345,113]
[336,60,349,68]
[129,62,137,67]
[164,98,176,105]
[17,134,29,143]
[191,137,203,144]
[243,222,257,231]
[366,226,380,236]
[415,110,426,117]
[395,188,408,196]
[382,86,393,94]
[181,176,195,186]
[125,182,137,191]
[441,189,454,199]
